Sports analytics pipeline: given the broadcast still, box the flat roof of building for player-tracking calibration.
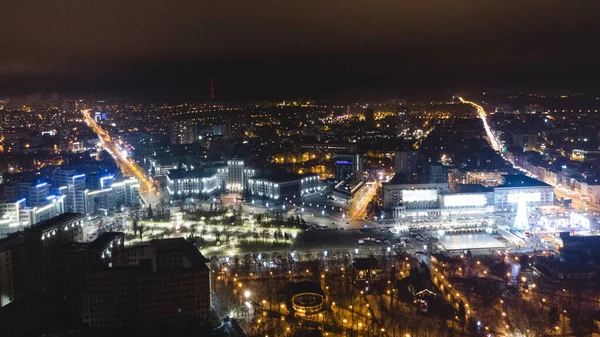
[59,232,123,252]
[251,172,317,183]
[389,173,409,184]
[167,169,215,180]
[455,184,493,193]
[153,238,210,269]
[497,174,551,188]
[88,232,123,250]
[27,213,84,232]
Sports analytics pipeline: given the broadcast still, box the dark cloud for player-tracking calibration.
[1,0,600,99]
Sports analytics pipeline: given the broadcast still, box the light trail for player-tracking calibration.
[348,182,378,219]
[458,97,502,151]
[82,109,157,195]
[458,97,600,213]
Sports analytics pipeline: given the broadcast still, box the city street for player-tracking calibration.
[82,109,161,207]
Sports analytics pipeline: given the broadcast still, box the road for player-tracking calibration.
[82,109,161,207]
[459,97,600,214]
[348,182,378,220]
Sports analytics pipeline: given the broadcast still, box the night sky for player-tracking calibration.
[2,0,600,100]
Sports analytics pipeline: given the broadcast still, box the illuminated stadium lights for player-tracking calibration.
[443,194,486,207]
[507,192,541,203]
[402,189,437,202]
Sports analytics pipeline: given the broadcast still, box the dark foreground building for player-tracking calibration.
[82,238,211,328]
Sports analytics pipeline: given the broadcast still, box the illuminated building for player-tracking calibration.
[166,170,220,196]
[27,183,50,207]
[84,188,116,214]
[82,178,138,214]
[0,196,66,238]
[440,190,494,217]
[465,171,507,187]
[493,175,555,213]
[290,282,324,317]
[52,170,86,213]
[334,153,364,183]
[165,161,257,197]
[99,175,115,189]
[353,257,381,282]
[382,173,449,219]
[247,173,320,200]
[226,160,245,192]
[384,173,555,221]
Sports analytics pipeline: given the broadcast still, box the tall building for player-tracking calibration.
[52,170,86,213]
[428,163,449,184]
[27,183,50,207]
[0,234,25,307]
[23,213,84,291]
[334,153,364,183]
[394,151,419,176]
[81,238,211,328]
[54,232,124,313]
[112,178,139,206]
[68,174,86,213]
[0,196,66,238]
[512,134,538,152]
[84,188,116,214]
[226,160,244,192]
[353,153,364,182]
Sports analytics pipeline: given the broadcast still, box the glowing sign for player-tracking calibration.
[402,189,437,202]
[443,194,486,207]
[507,192,541,203]
[335,161,352,165]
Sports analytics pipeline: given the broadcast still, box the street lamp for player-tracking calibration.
[244,290,251,299]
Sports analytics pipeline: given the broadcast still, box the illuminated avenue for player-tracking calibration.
[81,109,160,206]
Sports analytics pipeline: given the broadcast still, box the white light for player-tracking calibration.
[323,250,328,257]
[507,192,541,203]
[244,290,251,299]
[443,194,486,207]
[402,189,437,202]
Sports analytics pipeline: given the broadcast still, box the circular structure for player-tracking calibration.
[289,281,324,316]
[292,292,324,316]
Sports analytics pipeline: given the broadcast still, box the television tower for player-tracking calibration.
[210,78,215,101]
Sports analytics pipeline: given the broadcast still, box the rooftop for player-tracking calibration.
[88,232,123,250]
[152,238,210,269]
[167,169,215,180]
[251,171,317,183]
[496,174,551,188]
[389,173,409,184]
[455,184,493,193]
[27,213,84,233]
